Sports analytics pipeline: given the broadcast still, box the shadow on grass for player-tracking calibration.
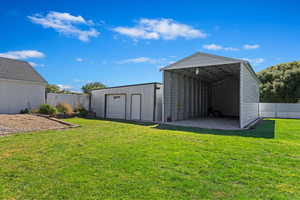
[82,117,275,139]
[84,117,157,126]
[154,119,275,139]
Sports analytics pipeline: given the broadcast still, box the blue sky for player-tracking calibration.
[1,0,300,92]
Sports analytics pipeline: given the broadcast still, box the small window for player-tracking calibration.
[113,96,121,100]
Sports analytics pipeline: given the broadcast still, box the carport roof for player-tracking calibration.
[0,57,47,84]
[161,52,247,71]
[160,51,260,84]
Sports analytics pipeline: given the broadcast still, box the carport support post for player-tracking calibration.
[239,63,243,128]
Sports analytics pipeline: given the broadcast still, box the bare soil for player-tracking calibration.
[0,114,69,136]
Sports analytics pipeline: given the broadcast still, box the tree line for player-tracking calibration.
[257,61,300,103]
[46,82,106,94]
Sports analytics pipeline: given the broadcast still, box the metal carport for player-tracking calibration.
[161,52,260,129]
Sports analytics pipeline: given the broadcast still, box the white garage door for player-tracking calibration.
[106,94,126,119]
[131,94,141,120]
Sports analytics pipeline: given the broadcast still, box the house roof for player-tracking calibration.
[161,52,246,71]
[0,57,47,84]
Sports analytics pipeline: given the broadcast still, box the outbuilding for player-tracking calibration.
[161,52,260,129]
[0,57,47,113]
[91,82,162,122]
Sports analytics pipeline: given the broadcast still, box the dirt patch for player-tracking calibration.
[0,114,72,136]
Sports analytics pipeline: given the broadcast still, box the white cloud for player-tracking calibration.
[73,79,92,83]
[113,18,206,40]
[243,44,260,49]
[57,84,72,90]
[0,50,45,59]
[117,57,160,64]
[243,58,265,65]
[223,47,240,51]
[203,44,223,50]
[29,62,44,67]
[203,44,239,51]
[28,11,99,42]
[75,58,84,62]
[29,62,37,67]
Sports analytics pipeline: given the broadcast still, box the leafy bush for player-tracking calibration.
[56,102,74,115]
[39,104,57,115]
[20,108,30,114]
[257,61,300,102]
[78,107,88,117]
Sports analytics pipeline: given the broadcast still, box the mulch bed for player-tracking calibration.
[0,114,78,136]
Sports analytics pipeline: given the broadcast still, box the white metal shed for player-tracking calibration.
[0,57,47,114]
[161,52,260,129]
[91,83,162,122]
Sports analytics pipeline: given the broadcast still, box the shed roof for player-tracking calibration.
[161,52,246,71]
[0,57,47,84]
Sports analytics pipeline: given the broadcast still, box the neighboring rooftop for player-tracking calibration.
[0,57,47,84]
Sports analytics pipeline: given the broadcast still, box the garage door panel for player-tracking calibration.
[131,94,141,120]
[106,94,126,119]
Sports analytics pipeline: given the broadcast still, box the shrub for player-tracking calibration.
[78,107,88,117]
[20,108,30,114]
[30,108,39,114]
[39,104,57,115]
[56,102,74,116]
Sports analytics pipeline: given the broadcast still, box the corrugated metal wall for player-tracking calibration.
[163,71,209,122]
[240,63,260,128]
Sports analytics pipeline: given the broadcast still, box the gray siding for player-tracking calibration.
[0,79,45,114]
[163,71,209,122]
[240,63,260,128]
[91,83,161,122]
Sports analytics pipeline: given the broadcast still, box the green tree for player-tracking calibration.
[46,84,61,93]
[81,82,106,94]
[257,61,300,103]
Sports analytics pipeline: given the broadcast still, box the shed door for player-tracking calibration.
[131,94,141,120]
[106,94,126,119]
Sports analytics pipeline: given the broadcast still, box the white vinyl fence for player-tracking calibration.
[47,93,90,110]
[259,103,300,118]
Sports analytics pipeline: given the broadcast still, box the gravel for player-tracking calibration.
[0,114,69,136]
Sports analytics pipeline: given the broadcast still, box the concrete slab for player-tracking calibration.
[164,117,241,130]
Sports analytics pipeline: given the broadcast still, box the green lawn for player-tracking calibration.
[0,118,300,199]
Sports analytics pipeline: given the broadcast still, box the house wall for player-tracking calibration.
[91,83,162,122]
[47,93,90,110]
[240,63,260,128]
[163,71,209,122]
[0,79,45,113]
[211,78,239,117]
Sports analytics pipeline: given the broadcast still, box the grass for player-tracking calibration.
[0,118,300,199]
